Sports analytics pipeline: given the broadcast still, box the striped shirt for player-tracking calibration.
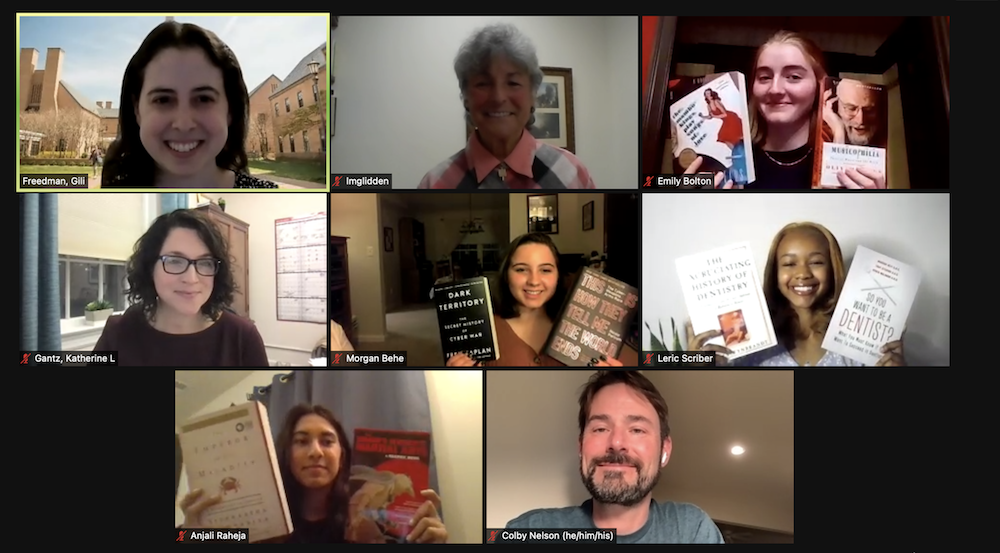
[418,130,596,189]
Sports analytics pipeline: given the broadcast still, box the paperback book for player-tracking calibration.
[433,276,499,364]
[348,429,432,544]
[675,242,777,360]
[812,77,888,188]
[668,71,756,187]
[178,401,293,543]
[821,245,921,365]
[544,267,638,366]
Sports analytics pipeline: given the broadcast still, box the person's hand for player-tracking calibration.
[589,355,623,367]
[446,352,480,367]
[179,488,222,528]
[406,489,447,543]
[685,156,738,189]
[822,88,847,143]
[875,337,906,366]
[685,320,733,365]
[837,167,886,189]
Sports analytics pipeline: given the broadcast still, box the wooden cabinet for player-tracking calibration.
[195,204,250,317]
[330,236,353,345]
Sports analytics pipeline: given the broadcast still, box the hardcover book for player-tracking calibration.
[433,276,499,363]
[668,71,756,186]
[812,77,888,188]
[545,267,638,366]
[821,245,921,365]
[675,242,777,361]
[178,401,293,543]
[348,429,432,544]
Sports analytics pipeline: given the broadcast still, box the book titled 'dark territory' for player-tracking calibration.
[545,267,638,366]
[675,243,777,361]
[348,429,431,544]
[433,276,499,363]
[821,246,921,365]
[179,401,293,543]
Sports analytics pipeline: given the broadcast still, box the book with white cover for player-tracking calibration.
[821,245,922,365]
[179,401,293,543]
[675,242,777,360]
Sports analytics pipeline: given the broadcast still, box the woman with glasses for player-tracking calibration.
[93,209,268,366]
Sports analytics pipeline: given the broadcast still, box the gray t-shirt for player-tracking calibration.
[505,499,724,544]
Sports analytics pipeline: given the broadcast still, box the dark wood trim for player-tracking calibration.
[641,16,676,176]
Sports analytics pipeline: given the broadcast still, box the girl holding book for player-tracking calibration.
[687,222,905,367]
[101,21,277,188]
[446,233,634,367]
[179,404,449,543]
[685,31,886,190]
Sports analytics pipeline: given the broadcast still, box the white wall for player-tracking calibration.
[330,16,638,188]
[176,370,484,544]
[217,193,329,365]
[641,193,950,366]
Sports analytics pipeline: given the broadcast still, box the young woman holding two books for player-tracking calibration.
[687,222,906,367]
[446,233,635,368]
[685,31,887,190]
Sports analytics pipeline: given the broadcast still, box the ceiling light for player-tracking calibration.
[731,446,745,455]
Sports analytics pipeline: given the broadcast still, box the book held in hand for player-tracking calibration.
[821,245,921,365]
[545,267,638,366]
[668,71,756,187]
[348,429,432,544]
[812,77,888,188]
[675,243,777,361]
[178,401,293,543]
[433,276,499,364]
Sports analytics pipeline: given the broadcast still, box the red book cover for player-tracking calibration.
[348,428,431,543]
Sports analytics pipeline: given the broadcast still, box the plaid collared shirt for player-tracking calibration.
[418,130,596,189]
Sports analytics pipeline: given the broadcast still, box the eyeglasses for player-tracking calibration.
[159,255,220,276]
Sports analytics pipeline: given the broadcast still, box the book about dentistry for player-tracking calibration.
[178,401,293,543]
[812,77,888,188]
[821,245,921,365]
[433,276,499,364]
[348,429,432,544]
[544,267,639,366]
[675,242,777,361]
[668,71,756,187]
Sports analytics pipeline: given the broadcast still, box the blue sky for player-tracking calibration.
[18,15,328,107]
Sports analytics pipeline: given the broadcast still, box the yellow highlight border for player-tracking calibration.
[15,12,331,193]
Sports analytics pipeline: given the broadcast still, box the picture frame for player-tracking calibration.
[582,201,594,231]
[464,66,576,153]
[383,227,394,252]
[527,194,558,234]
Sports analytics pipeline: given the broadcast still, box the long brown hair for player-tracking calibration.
[763,222,846,349]
[749,30,828,146]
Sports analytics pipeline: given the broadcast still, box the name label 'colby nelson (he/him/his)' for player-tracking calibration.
[495,530,616,543]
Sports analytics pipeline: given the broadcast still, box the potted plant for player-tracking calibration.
[218,198,226,212]
[84,299,114,325]
[645,317,683,351]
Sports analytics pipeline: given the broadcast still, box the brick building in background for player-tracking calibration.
[19,47,119,156]
[247,43,327,160]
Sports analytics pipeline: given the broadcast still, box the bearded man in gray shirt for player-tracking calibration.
[505,370,724,544]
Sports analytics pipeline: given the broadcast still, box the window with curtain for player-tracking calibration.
[57,193,149,319]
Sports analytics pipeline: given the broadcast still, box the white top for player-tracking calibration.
[732,346,865,367]
[330,320,354,352]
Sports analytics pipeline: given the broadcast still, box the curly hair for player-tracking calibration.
[126,209,236,320]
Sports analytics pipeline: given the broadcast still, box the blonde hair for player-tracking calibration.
[749,31,829,147]
[762,222,846,348]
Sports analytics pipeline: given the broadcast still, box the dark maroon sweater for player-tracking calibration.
[94,306,269,367]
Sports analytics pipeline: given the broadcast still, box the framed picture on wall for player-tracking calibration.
[465,67,576,153]
[527,194,558,234]
[384,227,394,252]
[582,201,594,231]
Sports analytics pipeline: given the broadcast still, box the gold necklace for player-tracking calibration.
[764,147,813,167]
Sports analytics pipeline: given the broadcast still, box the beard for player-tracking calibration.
[846,127,875,146]
[580,451,660,507]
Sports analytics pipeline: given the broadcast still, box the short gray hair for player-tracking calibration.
[454,22,543,128]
